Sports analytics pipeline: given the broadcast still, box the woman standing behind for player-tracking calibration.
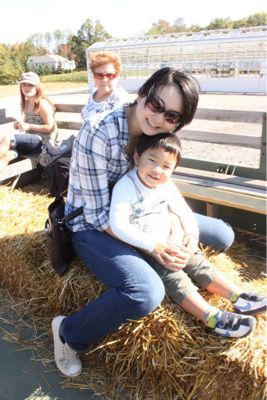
[0,72,57,169]
[81,51,129,121]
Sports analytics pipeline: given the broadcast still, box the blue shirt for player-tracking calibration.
[65,105,133,232]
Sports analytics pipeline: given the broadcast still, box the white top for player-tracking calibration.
[109,168,199,253]
[81,86,130,121]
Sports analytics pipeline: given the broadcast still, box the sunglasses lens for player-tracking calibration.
[147,95,182,124]
[147,95,164,113]
[93,72,116,80]
[165,112,181,124]
[107,73,116,79]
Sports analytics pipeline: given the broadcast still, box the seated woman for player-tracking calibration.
[0,71,70,170]
[81,51,130,122]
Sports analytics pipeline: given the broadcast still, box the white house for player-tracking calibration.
[27,55,75,72]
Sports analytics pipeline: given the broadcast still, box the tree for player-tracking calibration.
[45,32,52,52]
[146,19,176,35]
[54,30,64,51]
[247,12,267,26]
[173,18,187,32]
[189,24,202,32]
[28,33,45,48]
[10,40,46,70]
[233,18,248,29]
[206,18,233,30]
[68,18,110,69]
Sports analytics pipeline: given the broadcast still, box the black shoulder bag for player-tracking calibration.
[45,196,83,276]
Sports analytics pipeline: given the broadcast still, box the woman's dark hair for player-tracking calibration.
[135,133,182,169]
[137,67,199,133]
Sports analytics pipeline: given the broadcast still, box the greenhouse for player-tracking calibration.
[87,26,267,79]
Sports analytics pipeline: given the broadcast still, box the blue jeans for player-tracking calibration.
[12,133,42,155]
[59,229,165,352]
[194,213,235,252]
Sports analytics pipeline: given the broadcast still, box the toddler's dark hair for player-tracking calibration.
[135,133,182,168]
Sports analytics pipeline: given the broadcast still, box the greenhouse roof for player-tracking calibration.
[88,26,267,51]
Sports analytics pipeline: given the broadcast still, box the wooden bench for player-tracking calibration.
[171,109,266,217]
[0,103,83,188]
[0,104,266,230]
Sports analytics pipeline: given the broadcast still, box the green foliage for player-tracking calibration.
[247,12,267,26]
[41,71,87,83]
[69,18,111,69]
[206,18,233,30]
[0,12,265,85]
[145,12,267,34]
[0,62,23,84]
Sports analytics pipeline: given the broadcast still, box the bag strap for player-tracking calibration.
[61,205,83,224]
[49,148,72,165]
[54,195,83,224]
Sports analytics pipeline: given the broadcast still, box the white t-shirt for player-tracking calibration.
[109,168,199,253]
[81,86,130,121]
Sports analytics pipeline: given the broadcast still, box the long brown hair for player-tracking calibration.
[20,84,55,113]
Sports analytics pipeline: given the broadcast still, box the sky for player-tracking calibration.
[1,0,266,44]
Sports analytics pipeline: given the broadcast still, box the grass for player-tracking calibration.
[0,81,88,98]
[0,71,88,98]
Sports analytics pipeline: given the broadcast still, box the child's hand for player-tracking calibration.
[152,242,191,272]
[183,234,198,254]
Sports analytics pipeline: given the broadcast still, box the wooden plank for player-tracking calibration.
[11,168,42,188]
[179,130,260,148]
[57,121,82,130]
[172,174,266,199]
[0,157,37,183]
[55,104,83,113]
[195,108,263,123]
[173,167,267,191]
[175,181,267,215]
[179,158,266,180]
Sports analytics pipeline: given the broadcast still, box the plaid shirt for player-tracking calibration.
[65,106,132,232]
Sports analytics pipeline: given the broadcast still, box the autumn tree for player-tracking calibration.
[146,19,177,35]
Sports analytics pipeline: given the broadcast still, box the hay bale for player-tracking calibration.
[0,184,266,400]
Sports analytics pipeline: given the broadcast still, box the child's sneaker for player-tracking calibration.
[207,310,256,338]
[52,316,82,377]
[233,292,267,315]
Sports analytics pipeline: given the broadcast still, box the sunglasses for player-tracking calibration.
[146,94,183,125]
[93,72,117,80]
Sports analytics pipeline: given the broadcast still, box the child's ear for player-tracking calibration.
[134,151,139,166]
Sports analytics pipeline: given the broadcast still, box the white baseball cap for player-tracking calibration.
[20,72,41,86]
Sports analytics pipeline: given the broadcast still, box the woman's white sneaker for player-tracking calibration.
[52,316,82,377]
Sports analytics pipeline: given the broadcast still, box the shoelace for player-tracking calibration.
[59,345,69,368]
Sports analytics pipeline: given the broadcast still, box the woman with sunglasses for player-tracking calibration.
[81,51,129,121]
[52,67,234,377]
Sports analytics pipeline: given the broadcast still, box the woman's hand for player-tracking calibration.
[13,120,20,130]
[17,122,31,132]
